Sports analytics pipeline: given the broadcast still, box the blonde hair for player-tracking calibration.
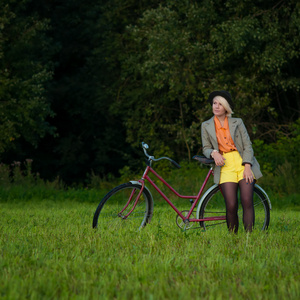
[213,96,234,117]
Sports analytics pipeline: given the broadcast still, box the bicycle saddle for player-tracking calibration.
[192,155,215,165]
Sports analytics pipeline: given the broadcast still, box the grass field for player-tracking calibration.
[0,194,299,300]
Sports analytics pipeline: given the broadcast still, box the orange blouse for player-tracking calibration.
[214,116,237,153]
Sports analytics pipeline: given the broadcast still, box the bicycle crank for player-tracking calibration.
[176,210,195,230]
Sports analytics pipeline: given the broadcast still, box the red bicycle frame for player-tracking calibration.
[136,165,226,223]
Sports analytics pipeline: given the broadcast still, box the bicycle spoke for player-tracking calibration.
[93,183,153,230]
[198,185,270,231]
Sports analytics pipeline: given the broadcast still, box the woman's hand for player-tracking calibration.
[243,164,254,183]
[212,152,226,166]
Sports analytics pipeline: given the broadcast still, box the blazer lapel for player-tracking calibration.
[228,118,238,142]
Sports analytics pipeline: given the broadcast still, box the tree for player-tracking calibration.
[0,0,55,155]
[117,0,300,161]
[28,0,165,183]
[1,0,299,183]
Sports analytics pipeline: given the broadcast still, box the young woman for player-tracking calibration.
[201,90,262,232]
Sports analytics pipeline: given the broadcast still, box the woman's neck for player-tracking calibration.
[215,115,226,127]
[216,115,226,122]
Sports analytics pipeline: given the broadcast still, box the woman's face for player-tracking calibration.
[212,99,226,117]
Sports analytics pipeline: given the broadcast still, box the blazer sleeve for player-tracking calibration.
[237,119,254,166]
[201,122,214,158]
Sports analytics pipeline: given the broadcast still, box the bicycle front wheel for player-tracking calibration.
[198,185,270,231]
[92,182,153,231]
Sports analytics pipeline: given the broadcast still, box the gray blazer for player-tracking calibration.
[201,116,262,184]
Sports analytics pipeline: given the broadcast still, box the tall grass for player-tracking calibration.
[0,159,299,209]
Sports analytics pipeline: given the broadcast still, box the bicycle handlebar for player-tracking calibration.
[142,142,181,169]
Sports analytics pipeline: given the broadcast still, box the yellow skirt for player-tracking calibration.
[219,151,255,184]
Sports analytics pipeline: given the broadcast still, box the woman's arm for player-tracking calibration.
[238,119,254,166]
[201,122,226,166]
[201,122,214,158]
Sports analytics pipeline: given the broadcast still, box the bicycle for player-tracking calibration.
[93,142,271,232]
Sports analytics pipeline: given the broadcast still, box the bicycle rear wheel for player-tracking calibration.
[92,182,153,231]
[198,185,270,231]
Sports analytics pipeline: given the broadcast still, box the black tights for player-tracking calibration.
[220,180,255,233]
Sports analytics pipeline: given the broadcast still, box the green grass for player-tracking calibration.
[0,195,299,300]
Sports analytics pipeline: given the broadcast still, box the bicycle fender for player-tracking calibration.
[129,181,154,222]
[196,184,219,218]
[255,184,272,210]
[196,184,272,218]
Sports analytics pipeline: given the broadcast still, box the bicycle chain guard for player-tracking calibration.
[176,210,195,230]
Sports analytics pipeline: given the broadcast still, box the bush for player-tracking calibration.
[253,119,300,173]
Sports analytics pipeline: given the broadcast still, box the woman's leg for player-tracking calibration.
[238,179,255,232]
[220,182,239,233]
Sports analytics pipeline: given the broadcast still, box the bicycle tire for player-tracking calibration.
[197,185,270,231]
[92,182,154,230]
